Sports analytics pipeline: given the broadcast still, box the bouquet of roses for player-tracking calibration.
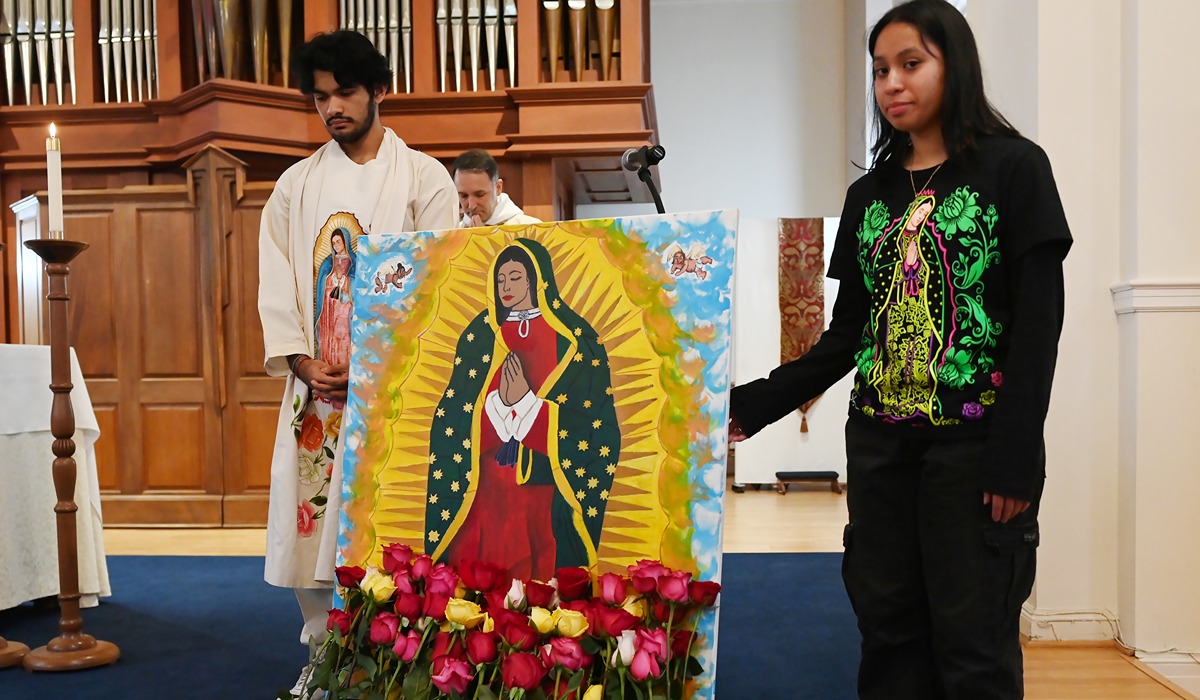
[293,543,721,700]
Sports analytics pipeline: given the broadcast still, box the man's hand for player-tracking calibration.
[983,492,1030,524]
[469,213,485,228]
[297,358,349,403]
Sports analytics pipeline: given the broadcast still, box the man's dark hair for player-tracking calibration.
[291,30,393,95]
[867,0,1019,167]
[451,149,500,182]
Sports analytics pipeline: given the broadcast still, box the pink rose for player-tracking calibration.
[991,371,1004,387]
[431,655,473,695]
[411,554,434,580]
[381,543,414,574]
[542,637,589,671]
[658,570,692,603]
[425,563,460,597]
[635,627,668,662]
[599,572,627,605]
[368,612,400,646]
[628,560,670,594]
[630,648,662,681]
[393,629,421,662]
[297,501,317,538]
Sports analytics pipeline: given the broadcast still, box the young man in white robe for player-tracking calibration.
[256,30,457,693]
[452,148,543,228]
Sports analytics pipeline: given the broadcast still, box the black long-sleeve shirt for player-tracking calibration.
[731,136,1072,502]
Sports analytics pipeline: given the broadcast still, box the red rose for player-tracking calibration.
[433,631,465,660]
[381,543,414,574]
[334,565,366,589]
[652,599,683,625]
[460,560,510,593]
[392,571,416,595]
[502,652,548,691]
[688,580,721,607]
[555,567,593,601]
[394,591,423,620]
[596,606,640,637]
[658,570,692,603]
[298,413,324,452]
[544,676,582,700]
[498,620,540,651]
[368,612,401,646]
[525,580,556,608]
[542,637,588,671]
[465,630,500,664]
[671,629,696,658]
[431,655,473,696]
[599,572,627,605]
[325,608,351,636]
[297,501,317,538]
[489,606,527,629]
[424,592,449,620]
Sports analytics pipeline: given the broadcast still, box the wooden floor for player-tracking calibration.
[103,485,1195,700]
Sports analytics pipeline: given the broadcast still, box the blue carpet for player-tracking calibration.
[0,553,858,699]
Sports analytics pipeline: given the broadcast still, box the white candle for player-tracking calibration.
[46,123,63,239]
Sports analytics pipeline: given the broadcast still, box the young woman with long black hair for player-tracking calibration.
[730,1,1072,697]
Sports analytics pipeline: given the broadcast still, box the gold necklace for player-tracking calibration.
[909,161,944,198]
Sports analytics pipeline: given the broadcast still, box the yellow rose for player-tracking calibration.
[530,606,556,634]
[621,595,647,619]
[582,685,604,700]
[360,568,396,602]
[445,598,486,629]
[324,411,342,439]
[555,608,589,638]
[480,613,495,633]
[980,390,997,406]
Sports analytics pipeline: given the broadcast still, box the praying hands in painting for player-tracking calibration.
[498,352,531,406]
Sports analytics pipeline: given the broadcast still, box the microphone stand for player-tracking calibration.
[636,165,665,215]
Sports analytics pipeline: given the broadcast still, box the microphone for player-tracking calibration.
[621,144,666,172]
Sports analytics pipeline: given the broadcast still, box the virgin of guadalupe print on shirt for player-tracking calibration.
[852,187,1003,425]
[290,213,365,538]
[425,239,621,581]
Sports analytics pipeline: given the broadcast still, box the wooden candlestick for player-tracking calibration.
[21,238,120,672]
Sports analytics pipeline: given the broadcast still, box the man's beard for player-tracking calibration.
[328,104,376,144]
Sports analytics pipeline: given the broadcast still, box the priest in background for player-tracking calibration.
[453,149,543,227]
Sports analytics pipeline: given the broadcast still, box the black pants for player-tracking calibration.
[841,419,1042,700]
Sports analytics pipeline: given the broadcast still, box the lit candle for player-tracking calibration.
[46,123,64,240]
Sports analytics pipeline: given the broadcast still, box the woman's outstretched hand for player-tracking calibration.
[728,415,747,443]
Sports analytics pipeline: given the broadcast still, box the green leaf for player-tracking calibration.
[630,681,647,700]
[311,494,328,507]
[686,656,704,678]
[476,686,499,700]
[325,445,336,459]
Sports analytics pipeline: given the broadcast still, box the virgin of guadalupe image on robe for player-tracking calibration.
[315,227,357,373]
[424,239,620,581]
[865,194,949,422]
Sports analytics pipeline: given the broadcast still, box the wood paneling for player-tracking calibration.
[138,210,202,377]
[69,212,118,377]
[142,405,206,489]
[93,405,120,491]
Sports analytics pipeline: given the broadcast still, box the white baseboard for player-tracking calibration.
[1021,604,1119,642]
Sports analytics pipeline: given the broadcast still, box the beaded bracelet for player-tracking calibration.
[289,354,310,375]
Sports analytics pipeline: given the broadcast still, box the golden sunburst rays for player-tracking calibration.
[366,224,672,566]
[313,212,367,278]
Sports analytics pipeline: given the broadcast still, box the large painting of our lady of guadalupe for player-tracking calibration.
[338,212,737,698]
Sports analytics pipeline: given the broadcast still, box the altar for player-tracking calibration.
[0,344,110,610]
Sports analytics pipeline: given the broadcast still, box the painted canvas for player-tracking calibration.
[338,211,737,698]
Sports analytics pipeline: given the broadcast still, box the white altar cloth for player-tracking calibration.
[0,344,111,610]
